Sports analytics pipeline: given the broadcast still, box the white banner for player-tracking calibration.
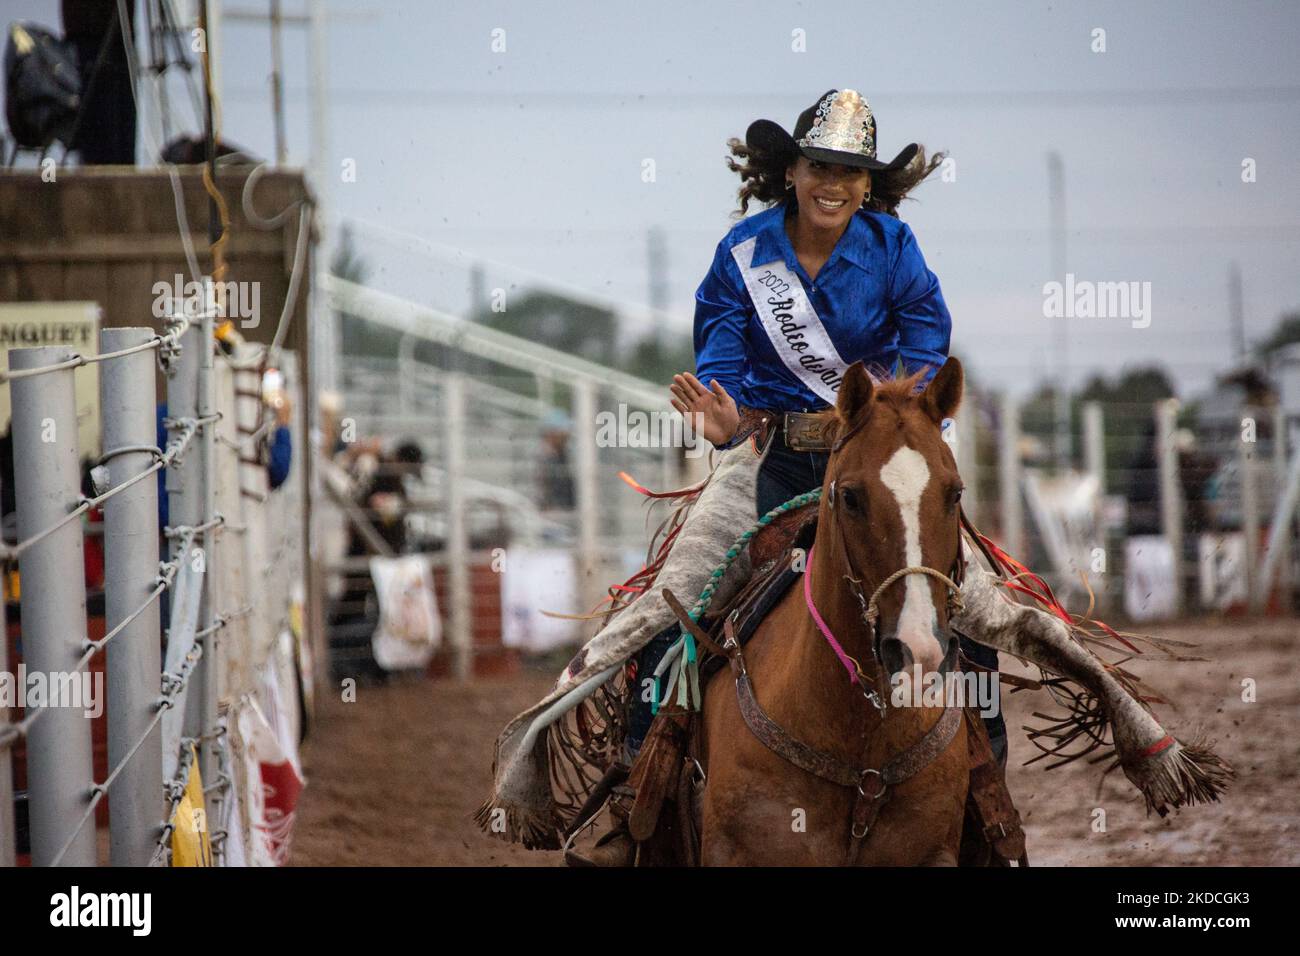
[1198,533,1247,610]
[502,548,580,652]
[369,554,441,670]
[1124,535,1177,622]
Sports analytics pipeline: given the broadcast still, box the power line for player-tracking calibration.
[221,85,1300,108]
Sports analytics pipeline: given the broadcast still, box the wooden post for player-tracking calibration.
[1242,406,1262,612]
[954,406,978,529]
[1272,405,1293,612]
[1082,401,1108,611]
[572,380,600,620]
[443,373,472,680]
[1257,415,1300,614]
[997,392,1023,555]
[1156,399,1185,615]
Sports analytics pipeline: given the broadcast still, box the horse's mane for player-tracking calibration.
[865,365,930,407]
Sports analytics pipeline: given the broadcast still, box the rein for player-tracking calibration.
[801,543,871,687]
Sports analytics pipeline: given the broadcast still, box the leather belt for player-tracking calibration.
[782,410,837,453]
[718,407,836,454]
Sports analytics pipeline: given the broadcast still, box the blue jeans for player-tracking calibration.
[626,428,1007,764]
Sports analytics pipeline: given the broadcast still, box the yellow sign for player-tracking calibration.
[171,744,213,866]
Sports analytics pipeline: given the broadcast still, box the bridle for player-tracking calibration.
[722,421,968,859]
[822,415,967,690]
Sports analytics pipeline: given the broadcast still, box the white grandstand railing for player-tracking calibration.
[323,276,666,410]
[335,353,683,547]
[324,278,699,668]
[344,216,680,343]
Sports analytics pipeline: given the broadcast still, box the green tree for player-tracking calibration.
[472,290,618,366]
[1019,366,1176,478]
[1256,310,1300,358]
[623,332,694,388]
[332,225,403,358]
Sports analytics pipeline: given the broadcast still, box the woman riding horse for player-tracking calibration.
[571,88,1006,866]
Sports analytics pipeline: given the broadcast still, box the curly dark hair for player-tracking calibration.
[724,137,946,219]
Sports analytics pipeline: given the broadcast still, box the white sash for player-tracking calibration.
[730,236,849,404]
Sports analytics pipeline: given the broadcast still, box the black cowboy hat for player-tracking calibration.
[746,88,918,172]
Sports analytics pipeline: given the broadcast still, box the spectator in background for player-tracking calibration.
[316,390,348,462]
[331,439,424,631]
[262,371,293,490]
[156,391,293,528]
[1124,417,1218,537]
[538,409,575,510]
[363,441,424,555]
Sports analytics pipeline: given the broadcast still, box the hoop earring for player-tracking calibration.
[785,180,794,190]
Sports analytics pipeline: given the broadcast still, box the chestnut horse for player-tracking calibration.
[698,358,972,865]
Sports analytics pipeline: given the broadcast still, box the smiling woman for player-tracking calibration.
[675,89,953,426]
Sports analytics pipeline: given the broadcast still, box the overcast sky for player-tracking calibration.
[6,0,1299,398]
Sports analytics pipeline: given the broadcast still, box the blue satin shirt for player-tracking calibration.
[693,205,952,412]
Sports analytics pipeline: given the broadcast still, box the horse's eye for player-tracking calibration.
[840,485,862,512]
[948,485,964,510]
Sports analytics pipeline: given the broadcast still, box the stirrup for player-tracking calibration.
[563,784,637,868]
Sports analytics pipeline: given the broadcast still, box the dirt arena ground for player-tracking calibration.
[288,617,1299,867]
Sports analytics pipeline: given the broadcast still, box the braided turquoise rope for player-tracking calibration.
[651,487,822,715]
[687,487,823,623]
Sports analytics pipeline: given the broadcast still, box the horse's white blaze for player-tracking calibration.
[879,445,942,669]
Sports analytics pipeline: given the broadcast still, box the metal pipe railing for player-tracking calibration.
[2,309,305,867]
[100,328,165,866]
[10,345,97,867]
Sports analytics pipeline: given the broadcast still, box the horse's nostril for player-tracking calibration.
[879,638,912,678]
[937,633,959,676]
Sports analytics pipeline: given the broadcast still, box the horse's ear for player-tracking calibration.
[920,357,963,424]
[836,361,874,424]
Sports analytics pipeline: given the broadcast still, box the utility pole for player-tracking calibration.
[470,262,487,318]
[1045,152,1066,476]
[1229,261,1246,363]
[269,0,287,164]
[225,2,336,390]
[647,226,668,354]
[1048,151,1071,473]
[200,0,219,249]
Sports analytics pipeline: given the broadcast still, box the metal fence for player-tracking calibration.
[323,277,700,675]
[0,307,307,866]
[964,393,1297,619]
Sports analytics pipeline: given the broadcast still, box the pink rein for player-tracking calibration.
[803,544,864,684]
